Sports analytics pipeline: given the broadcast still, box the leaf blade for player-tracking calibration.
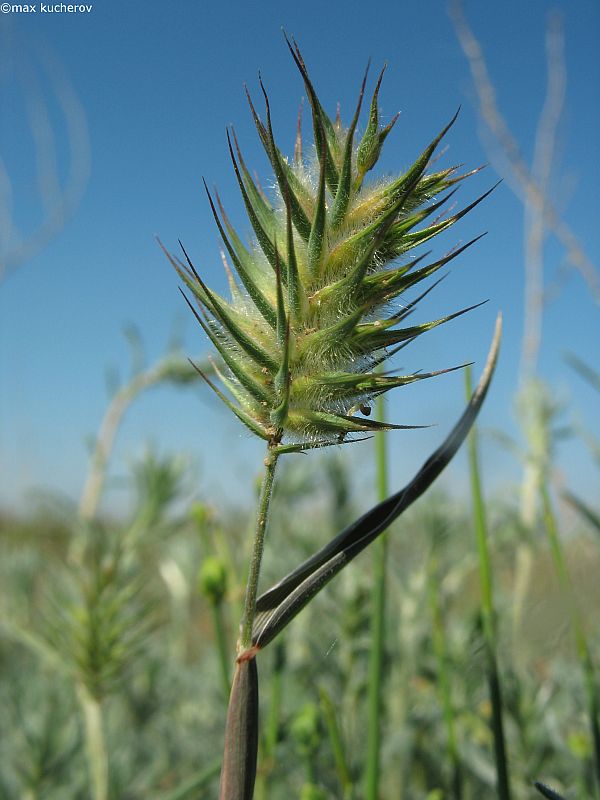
[252,313,502,647]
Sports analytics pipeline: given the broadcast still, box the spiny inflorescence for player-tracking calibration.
[165,37,493,453]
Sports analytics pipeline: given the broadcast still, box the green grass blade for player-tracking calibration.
[563,490,600,537]
[364,387,389,800]
[465,363,511,800]
[427,553,463,799]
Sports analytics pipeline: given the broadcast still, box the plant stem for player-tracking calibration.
[78,360,176,523]
[465,366,511,800]
[77,685,108,800]
[239,448,279,651]
[427,555,462,799]
[72,354,206,563]
[219,446,279,800]
[541,484,600,794]
[364,391,389,800]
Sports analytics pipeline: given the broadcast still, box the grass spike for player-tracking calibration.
[363,234,486,307]
[256,75,313,241]
[230,127,276,235]
[379,107,461,207]
[178,289,272,406]
[330,62,369,229]
[271,319,291,428]
[392,186,461,237]
[245,81,312,240]
[297,409,426,435]
[244,82,270,153]
[354,301,487,351]
[384,273,450,326]
[188,358,271,440]
[283,31,339,191]
[169,41,493,478]
[306,363,468,402]
[285,193,306,322]
[306,136,328,279]
[226,129,286,274]
[208,355,255,409]
[202,180,277,328]
[219,248,242,303]
[355,63,400,188]
[294,100,303,165]
[179,242,278,372]
[271,246,291,427]
[390,182,500,256]
[326,118,465,277]
[274,245,287,351]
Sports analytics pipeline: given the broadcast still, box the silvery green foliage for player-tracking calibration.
[42,525,158,700]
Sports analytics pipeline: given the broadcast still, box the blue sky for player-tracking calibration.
[1,0,599,516]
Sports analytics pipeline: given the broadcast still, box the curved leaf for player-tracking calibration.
[533,782,566,800]
[252,313,502,648]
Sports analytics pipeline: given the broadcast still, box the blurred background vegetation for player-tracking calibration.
[1,427,599,797]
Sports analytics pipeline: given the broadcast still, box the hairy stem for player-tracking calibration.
[239,448,279,651]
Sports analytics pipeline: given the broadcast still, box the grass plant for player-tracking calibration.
[164,36,500,799]
[466,366,512,799]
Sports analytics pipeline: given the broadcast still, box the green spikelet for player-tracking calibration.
[171,39,491,451]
